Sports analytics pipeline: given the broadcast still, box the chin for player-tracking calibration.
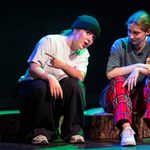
[130,40,136,45]
[81,45,85,49]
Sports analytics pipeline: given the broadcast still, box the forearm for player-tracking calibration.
[29,62,54,81]
[107,63,150,79]
[62,63,85,81]
[107,64,139,79]
[137,67,150,75]
[45,53,85,80]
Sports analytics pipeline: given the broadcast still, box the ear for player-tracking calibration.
[146,29,150,36]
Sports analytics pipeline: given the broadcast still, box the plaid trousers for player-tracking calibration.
[100,76,150,125]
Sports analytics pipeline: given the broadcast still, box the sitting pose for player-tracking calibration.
[100,10,150,146]
[13,14,100,144]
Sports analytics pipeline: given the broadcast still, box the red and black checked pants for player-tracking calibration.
[100,76,150,125]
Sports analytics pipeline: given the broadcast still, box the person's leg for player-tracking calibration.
[100,76,136,146]
[100,76,132,125]
[12,79,55,143]
[58,77,85,143]
[143,77,150,124]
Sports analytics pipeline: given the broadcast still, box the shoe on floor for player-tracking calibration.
[121,127,136,146]
[32,135,49,145]
[69,135,85,144]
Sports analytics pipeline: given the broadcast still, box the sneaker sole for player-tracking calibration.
[121,142,136,146]
[69,139,85,144]
[32,140,49,145]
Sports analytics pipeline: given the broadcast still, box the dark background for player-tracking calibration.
[0,0,149,109]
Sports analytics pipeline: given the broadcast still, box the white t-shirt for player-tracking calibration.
[19,34,90,82]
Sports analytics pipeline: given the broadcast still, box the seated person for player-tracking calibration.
[100,10,150,146]
[12,15,101,145]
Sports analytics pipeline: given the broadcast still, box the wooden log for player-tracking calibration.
[0,110,20,141]
[84,108,150,140]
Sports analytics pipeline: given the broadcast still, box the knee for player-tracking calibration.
[115,76,125,82]
[33,79,48,93]
[112,76,126,86]
[66,78,84,92]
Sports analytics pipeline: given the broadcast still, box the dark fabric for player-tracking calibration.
[58,77,85,140]
[116,119,129,130]
[71,15,101,39]
[12,79,55,141]
[12,77,86,142]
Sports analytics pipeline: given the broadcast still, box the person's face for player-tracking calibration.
[127,23,149,46]
[72,29,95,50]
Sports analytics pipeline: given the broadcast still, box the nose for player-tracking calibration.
[129,33,134,39]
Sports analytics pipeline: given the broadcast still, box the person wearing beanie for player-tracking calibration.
[100,10,150,146]
[12,14,100,145]
[71,15,101,39]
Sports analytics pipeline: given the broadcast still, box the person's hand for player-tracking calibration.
[45,53,65,69]
[146,58,150,65]
[145,62,150,75]
[146,65,150,75]
[48,75,63,99]
[122,68,140,90]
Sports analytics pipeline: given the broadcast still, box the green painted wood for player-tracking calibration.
[0,110,20,115]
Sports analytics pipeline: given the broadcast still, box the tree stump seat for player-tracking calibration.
[0,110,20,141]
[84,107,150,141]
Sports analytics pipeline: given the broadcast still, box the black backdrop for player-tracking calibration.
[0,0,149,109]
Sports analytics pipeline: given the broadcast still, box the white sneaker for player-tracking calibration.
[121,127,136,146]
[32,135,49,145]
[69,135,85,144]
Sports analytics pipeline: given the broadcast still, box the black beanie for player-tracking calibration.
[71,15,101,39]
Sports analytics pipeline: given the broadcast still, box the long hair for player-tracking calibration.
[60,29,73,36]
